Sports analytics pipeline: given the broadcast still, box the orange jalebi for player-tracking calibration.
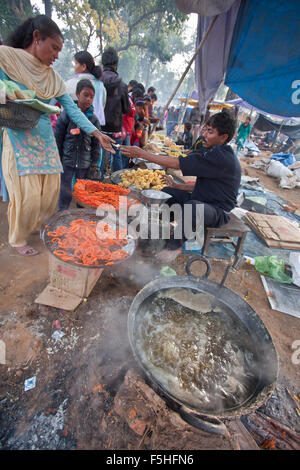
[47,218,129,266]
[72,179,134,210]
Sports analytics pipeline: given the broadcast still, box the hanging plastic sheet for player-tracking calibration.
[254,114,300,139]
[194,1,241,115]
[225,0,300,117]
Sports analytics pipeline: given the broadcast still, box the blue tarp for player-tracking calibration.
[225,0,300,117]
[270,153,296,167]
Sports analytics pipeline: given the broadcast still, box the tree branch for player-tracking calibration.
[128,8,165,30]
[115,8,165,54]
[116,41,150,53]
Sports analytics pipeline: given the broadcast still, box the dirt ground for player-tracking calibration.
[0,153,300,450]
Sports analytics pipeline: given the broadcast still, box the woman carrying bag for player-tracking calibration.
[0,15,114,256]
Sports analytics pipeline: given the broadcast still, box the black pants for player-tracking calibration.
[59,166,88,211]
[162,187,229,250]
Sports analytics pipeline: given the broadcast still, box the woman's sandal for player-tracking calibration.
[14,245,39,256]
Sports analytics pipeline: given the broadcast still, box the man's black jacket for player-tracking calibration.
[55,108,101,169]
[101,68,130,134]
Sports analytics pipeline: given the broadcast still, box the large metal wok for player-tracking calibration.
[128,256,278,435]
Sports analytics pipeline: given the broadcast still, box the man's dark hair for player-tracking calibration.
[76,78,95,95]
[134,121,144,131]
[137,83,145,94]
[184,121,192,131]
[148,86,156,93]
[206,110,236,143]
[101,46,118,67]
[135,100,146,109]
[246,116,251,122]
[129,80,138,88]
[131,87,144,101]
[150,93,157,101]
[5,14,63,49]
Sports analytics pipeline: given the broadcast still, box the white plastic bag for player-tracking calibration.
[294,168,300,181]
[266,160,293,178]
[289,252,300,287]
[279,174,298,189]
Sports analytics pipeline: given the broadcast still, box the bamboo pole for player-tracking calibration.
[272,119,285,150]
[149,14,219,137]
[179,89,193,126]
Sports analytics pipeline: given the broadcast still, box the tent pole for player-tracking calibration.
[175,88,193,139]
[149,14,219,137]
[272,119,285,150]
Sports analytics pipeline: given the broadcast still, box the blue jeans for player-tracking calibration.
[166,122,176,136]
[100,135,124,175]
[59,165,88,211]
[121,134,130,169]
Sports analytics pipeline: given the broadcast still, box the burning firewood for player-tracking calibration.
[243,411,300,450]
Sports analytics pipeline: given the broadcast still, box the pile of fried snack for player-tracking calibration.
[119,169,167,191]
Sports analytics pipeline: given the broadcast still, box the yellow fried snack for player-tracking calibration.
[119,169,167,190]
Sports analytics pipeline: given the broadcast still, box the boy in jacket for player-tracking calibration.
[55,79,101,210]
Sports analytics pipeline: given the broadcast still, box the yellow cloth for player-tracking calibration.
[2,130,60,247]
[0,45,66,99]
[0,47,64,247]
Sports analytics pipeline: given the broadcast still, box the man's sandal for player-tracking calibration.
[14,245,39,256]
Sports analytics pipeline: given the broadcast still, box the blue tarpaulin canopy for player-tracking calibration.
[225,0,300,117]
[174,0,300,118]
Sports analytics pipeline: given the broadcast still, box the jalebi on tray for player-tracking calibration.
[72,179,132,210]
[47,218,129,266]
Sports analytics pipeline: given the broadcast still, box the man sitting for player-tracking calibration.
[176,121,193,149]
[120,111,241,261]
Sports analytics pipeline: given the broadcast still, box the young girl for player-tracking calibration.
[66,51,106,127]
[130,121,146,147]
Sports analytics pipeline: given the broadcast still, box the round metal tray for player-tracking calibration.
[40,208,137,269]
[110,168,184,195]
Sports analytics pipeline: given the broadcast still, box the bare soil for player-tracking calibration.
[0,155,300,450]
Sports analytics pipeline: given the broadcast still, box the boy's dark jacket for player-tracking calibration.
[55,105,101,169]
[101,68,130,133]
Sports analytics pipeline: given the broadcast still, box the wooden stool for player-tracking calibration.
[202,213,251,258]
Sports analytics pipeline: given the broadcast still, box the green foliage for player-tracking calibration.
[0,0,34,42]
[53,0,99,52]
[53,43,74,81]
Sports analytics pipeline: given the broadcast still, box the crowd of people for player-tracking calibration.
[0,14,244,260]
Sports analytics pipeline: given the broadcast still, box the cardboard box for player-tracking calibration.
[35,253,103,310]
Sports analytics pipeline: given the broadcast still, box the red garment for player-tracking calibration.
[122,96,136,136]
[130,132,140,146]
[50,113,58,132]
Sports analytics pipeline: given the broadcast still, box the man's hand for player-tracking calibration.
[119,145,149,160]
[162,175,176,188]
[92,130,116,153]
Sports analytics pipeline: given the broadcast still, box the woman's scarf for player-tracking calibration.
[0,45,66,99]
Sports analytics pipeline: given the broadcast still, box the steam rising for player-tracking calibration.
[135,289,261,414]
